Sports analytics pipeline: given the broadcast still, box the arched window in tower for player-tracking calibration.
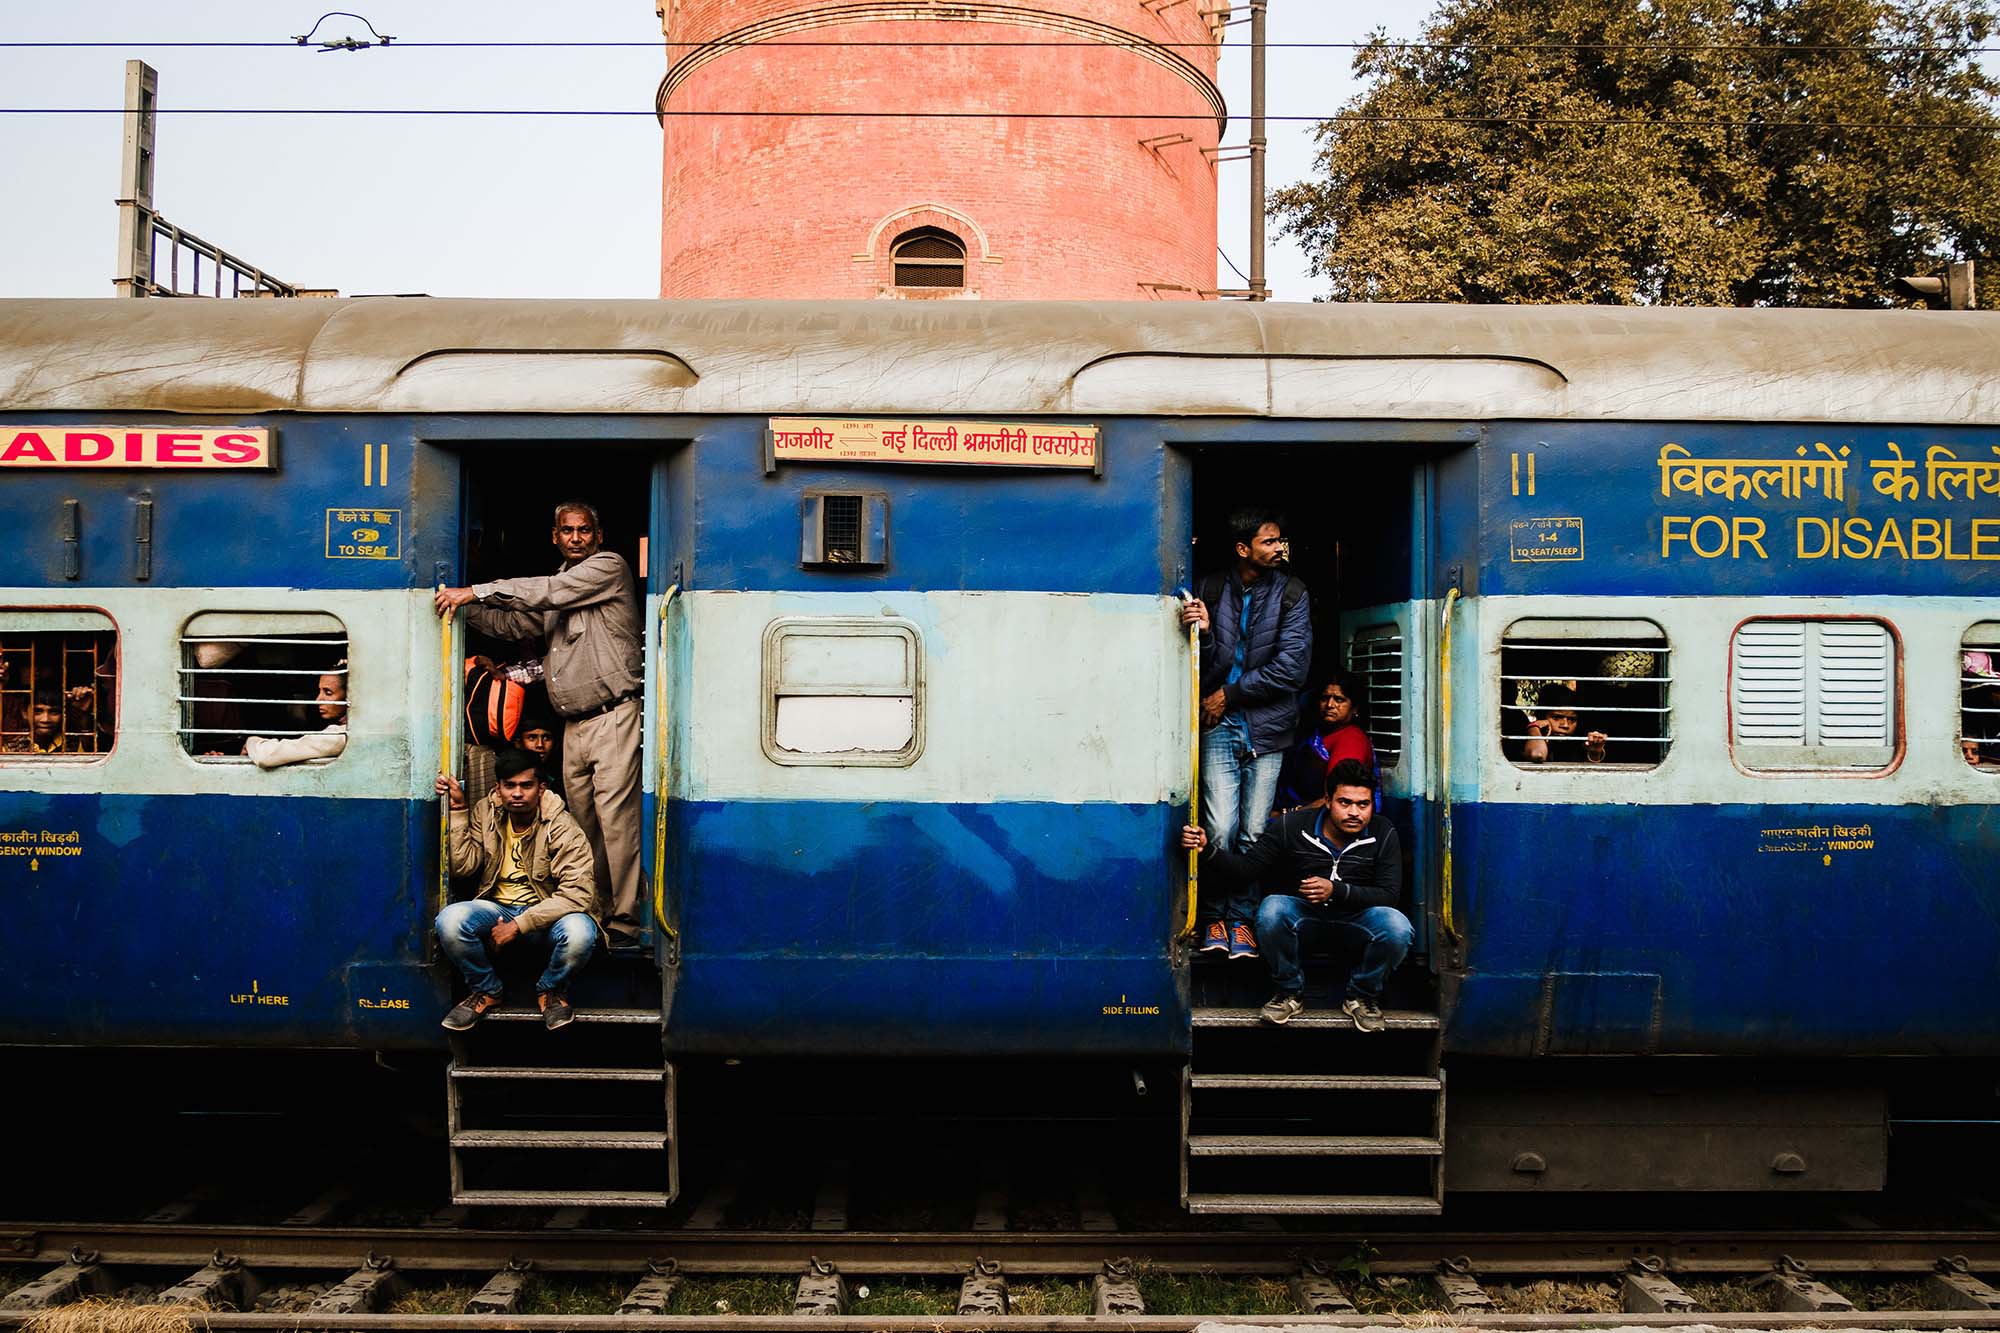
[891,228,966,289]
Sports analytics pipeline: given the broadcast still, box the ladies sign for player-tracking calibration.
[0,426,273,469]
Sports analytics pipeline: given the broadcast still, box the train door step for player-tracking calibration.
[1181,1003,1445,1217]
[446,1002,677,1210]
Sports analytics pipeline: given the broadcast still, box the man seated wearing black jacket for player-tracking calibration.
[1179,758,1413,1029]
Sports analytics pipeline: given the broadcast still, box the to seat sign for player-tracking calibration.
[0,426,273,469]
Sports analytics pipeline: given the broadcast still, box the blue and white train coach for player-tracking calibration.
[1,298,1995,1211]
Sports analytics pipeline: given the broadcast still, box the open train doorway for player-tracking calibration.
[1185,442,1435,956]
[454,444,658,951]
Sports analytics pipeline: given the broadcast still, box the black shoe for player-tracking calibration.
[442,991,501,1032]
[539,990,575,1031]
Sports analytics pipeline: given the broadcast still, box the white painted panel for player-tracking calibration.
[0,610,113,633]
[778,633,908,689]
[677,591,1189,805]
[0,586,427,800]
[1476,595,2000,805]
[775,696,914,753]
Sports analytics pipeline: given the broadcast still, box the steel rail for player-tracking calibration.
[8,1222,2000,1277]
[3,1316,2000,1331]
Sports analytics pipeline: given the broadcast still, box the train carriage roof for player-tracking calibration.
[0,298,1995,424]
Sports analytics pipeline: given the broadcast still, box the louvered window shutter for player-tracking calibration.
[1732,620,1894,768]
[1732,621,1807,746]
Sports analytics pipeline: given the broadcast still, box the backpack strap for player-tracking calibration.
[1278,572,1306,617]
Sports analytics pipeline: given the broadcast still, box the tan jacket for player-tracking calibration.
[467,551,641,717]
[245,724,347,769]
[448,788,598,933]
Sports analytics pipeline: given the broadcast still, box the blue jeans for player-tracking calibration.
[1255,894,1414,1000]
[436,899,599,997]
[1199,712,1283,926]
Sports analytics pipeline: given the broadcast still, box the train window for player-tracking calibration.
[1730,619,1895,771]
[761,617,924,767]
[178,612,349,762]
[1346,625,1404,770]
[0,611,116,759]
[1502,619,1671,768]
[1962,624,2000,772]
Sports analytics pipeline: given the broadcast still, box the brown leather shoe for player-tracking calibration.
[441,991,502,1031]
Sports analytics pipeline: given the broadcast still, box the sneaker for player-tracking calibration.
[1341,995,1388,1033]
[441,991,501,1032]
[1227,923,1259,960]
[538,990,576,1031]
[1199,921,1229,953]
[1259,992,1305,1025]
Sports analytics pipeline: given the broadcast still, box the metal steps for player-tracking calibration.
[452,1189,674,1208]
[449,1065,665,1082]
[477,1007,664,1025]
[1191,1072,1441,1091]
[1181,1001,1445,1217]
[449,1129,668,1150]
[1187,1192,1446,1216]
[446,1001,677,1210]
[1193,1007,1439,1031]
[1186,1134,1443,1157]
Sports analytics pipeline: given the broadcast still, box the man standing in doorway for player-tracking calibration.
[1179,509,1312,959]
[435,501,645,946]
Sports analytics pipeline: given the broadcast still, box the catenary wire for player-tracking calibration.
[5,108,1998,131]
[4,39,2000,53]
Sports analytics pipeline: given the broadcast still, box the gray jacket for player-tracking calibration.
[468,551,641,718]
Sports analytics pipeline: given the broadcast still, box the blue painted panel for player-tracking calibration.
[683,420,1173,594]
[0,415,457,591]
[665,798,1186,1056]
[1449,801,2000,1056]
[1482,421,2000,597]
[0,791,435,1045]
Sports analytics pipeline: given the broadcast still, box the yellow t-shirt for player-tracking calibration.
[492,819,540,909]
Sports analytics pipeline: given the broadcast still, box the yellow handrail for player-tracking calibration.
[1182,605,1200,939]
[651,584,680,940]
[1438,586,1461,939]
[436,598,455,922]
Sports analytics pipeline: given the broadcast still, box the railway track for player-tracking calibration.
[8,1222,2000,1328]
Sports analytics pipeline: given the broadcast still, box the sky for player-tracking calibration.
[0,2,1412,302]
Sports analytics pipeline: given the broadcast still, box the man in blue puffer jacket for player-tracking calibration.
[1179,509,1313,959]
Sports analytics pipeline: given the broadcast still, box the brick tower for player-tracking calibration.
[653,1,1226,300]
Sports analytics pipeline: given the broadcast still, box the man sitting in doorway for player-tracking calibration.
[1178,508,1312,961]
[434,501,644,946]
[434,749,599,1031]
[1178,758,1412,1031]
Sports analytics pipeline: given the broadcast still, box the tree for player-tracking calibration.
[1270,0,2000,306]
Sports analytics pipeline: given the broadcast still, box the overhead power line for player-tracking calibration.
[3,38,1999,54]
[6,108,1998,132]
